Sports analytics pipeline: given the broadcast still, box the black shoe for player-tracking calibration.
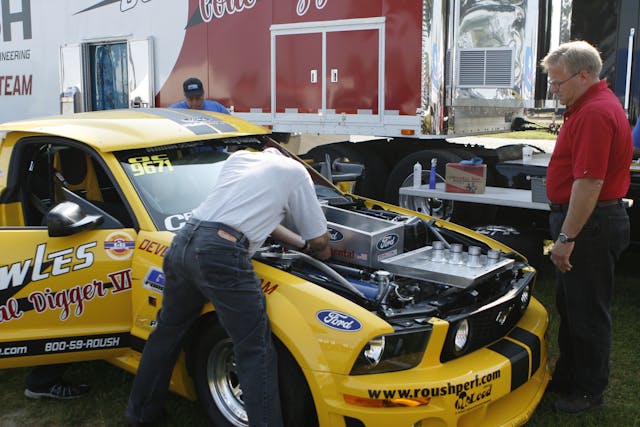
[554,393,604,414]
[24,381,90,400]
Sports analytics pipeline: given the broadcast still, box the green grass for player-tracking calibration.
[1,248,638,426]
[526,247,640,426]
[479,129,559,140]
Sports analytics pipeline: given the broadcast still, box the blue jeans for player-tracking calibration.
[549,203,629,397]
[126,219,283,426]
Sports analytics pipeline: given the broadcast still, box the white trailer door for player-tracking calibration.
[59,38,154,112]
[128,38,155,108]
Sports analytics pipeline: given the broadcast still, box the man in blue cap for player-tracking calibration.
[170,77,229,114]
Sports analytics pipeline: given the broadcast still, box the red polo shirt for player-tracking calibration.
[546,80,632,203]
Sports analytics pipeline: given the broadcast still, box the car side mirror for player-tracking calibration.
[46,201,104,237]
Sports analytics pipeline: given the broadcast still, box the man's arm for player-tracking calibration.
[271,225,331,260]
[550,177,603,272]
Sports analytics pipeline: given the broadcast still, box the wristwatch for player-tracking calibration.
[557,232,576,243]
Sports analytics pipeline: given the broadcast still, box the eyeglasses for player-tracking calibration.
[547,72,580,89]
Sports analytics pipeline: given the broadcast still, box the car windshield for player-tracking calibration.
[115,136,348,231]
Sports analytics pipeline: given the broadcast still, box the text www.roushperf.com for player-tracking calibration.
[367,370,501,399]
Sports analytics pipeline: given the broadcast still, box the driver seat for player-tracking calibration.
[53,149,103,202]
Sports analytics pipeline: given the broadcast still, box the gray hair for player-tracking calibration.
[541,40,602,77]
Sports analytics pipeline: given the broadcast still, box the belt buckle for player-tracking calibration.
[217,229,238,243]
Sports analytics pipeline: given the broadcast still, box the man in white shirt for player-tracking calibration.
[127,147,329,426]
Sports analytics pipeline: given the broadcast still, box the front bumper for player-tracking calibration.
[310,297,550,427]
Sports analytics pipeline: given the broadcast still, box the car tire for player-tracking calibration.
[386,149,499,225]
[192,322,317,427]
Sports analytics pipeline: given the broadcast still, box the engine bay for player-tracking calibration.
[255,198,534,326]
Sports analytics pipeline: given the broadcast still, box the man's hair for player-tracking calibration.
[541,40,603,77]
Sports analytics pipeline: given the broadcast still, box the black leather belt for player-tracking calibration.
[549,199,622,212]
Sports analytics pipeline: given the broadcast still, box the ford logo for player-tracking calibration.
[328,228,344,242]
[316,310,362,332]
[377,234,399,250]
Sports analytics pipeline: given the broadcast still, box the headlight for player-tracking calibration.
[363,336,385,365]
[351,329,430,375]
[453,319,469,353]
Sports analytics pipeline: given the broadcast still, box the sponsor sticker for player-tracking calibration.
[104,231,135,260]
[143,267,165,294]
[328,228,344,242]
[316,310,362,332]
[377,249,398,261]
[376,234,399,250]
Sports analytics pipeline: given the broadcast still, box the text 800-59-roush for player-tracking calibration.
[0,109,549,427]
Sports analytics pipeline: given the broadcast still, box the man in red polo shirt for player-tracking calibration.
[542,40,632,414]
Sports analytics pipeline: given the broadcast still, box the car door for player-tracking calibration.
[0,138,137,368]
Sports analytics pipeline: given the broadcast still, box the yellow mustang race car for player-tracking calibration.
[0,109,549,427]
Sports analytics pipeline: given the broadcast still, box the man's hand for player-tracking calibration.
[271,226,331,260]
[306,232,331,260]
[550,240,574,273]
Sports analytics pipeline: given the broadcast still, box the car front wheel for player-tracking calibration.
[192,322,318,427]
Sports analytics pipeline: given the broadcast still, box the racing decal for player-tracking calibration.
[330,248,355,259]
[508,327,542,377]
[376,234,399,250]
[0,242,96,299]
[108,268,133,294]
[143,267,165,294]
[138,239,169,257]
[377,249,397,261]
[104,231,135,260]
[0,298,21,323]
[328,228,344,241]
[138,108,238,134]
[164,212,193,231]
[486,327,542,392]
[126,154,173,176]
[316,310,362,332]
[260,279,278,295]
[355,252,368,261]
[0,268,132,324]
[366,369,500,412]
[28,280,108,321]
[0,332,130,359]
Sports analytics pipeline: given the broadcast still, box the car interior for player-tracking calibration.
[16,140,135,229]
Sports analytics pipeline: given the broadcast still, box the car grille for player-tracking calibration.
[440,292,526,363]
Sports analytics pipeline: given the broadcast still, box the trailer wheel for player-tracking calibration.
[385,149,465,220]
[192,323,317,427]
[386,149,499,224]
[473,225,543,269]
[302,143,388,199]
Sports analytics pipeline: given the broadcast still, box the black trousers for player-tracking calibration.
[549,203,629,397]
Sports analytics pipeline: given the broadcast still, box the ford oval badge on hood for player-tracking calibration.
[316,310,362,332]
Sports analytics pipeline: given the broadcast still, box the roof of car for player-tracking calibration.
[0,108,269,152]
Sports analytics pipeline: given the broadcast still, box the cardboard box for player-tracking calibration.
[445,163,487,194]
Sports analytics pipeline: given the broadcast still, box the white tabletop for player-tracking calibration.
[399,182,550,211]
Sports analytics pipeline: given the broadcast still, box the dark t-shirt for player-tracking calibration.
[546,80,632,203]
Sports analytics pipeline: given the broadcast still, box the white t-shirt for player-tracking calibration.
[191,148,327,254]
